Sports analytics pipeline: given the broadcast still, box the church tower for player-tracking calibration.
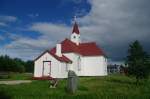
[70,16,81,45]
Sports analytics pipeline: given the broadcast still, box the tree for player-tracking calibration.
[13,58,25,73]
[126,40,150,85]
[0,55,25,73]
[24,60,34,72]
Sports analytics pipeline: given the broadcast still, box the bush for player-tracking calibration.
[0,90,11,99]
[0,55,33,73]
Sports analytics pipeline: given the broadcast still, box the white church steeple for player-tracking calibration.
[70,16,81,45]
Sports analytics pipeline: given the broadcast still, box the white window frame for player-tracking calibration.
[78,56,81,71]
[66,63,68,71]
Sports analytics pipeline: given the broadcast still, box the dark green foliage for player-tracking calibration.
[0,55,33,73]
[126,40,150,84]
[13,58,25,73]
[0,90,11,99]
[0,55,25,73]
[24,60,34,72]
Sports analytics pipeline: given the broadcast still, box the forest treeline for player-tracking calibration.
[0,55,34,73]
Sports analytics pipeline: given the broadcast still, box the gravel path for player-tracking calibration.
[0,80,32,85]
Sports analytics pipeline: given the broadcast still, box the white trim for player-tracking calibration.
[78,56,81,71]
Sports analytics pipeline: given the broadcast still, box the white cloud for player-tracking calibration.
[1,22,73,60]
[0,15,17,22]
[0,35,5,41]
[2,33,56,60]
[29,22,71,41]
[0,22,7,27]
[27,13,39,18]
[0,15,18,27]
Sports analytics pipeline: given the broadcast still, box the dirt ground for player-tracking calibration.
[0,80,32,85]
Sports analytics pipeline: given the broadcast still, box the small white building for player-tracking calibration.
[34,19,107,79]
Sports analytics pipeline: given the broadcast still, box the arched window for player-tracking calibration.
[78,56,81,71]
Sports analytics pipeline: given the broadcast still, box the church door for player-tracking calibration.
[43,61,51,76]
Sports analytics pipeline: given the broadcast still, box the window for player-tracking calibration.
[105,58,107,62]
[66,63,68,71]
[78,56,81,71]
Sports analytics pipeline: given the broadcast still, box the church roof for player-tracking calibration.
[50,38,105,56]
[49,51,72,63]
[34,50,72,63]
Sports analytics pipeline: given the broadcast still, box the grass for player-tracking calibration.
[0,74,150,99]
[0,73,32,80]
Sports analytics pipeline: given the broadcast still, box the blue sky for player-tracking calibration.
[0,0,90,40]
[0,0,150,64]
[0,0,90,23]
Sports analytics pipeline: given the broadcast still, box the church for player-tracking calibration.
[34,18,107,79]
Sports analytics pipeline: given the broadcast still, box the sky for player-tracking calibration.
[0,0,150,64]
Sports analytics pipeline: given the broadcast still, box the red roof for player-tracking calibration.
[49,51,72,63]
[72,22,80,34]
[78,42,105,56]
[34,50,72,63]
[35,39,105,62]
[50,39,105,56]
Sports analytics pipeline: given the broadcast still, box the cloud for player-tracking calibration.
[78,0,150,61]
[2,32,55,60]
[29,22,71,41]
[27,13,39,18]
[0,22,7,27]
[0,15,17,22]
[0,15,18,27]
[1,22,72,60]
[0,35,5,41]
[1,0,150,62]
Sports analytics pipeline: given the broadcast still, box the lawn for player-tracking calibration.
[0,74,150,99]
[0,73,32,80]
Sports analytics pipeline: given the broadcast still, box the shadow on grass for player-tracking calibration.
[0,90,12,99]
[107,77,148,86]
[106,78,135,85]
[78,85,88,91]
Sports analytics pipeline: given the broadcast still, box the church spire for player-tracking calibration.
[72,16,80,34]
[70,16,81,45]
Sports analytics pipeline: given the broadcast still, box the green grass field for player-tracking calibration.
[0,73,32,80]
[0,74,150,99]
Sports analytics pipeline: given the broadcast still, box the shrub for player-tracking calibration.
[0,90,11,99]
